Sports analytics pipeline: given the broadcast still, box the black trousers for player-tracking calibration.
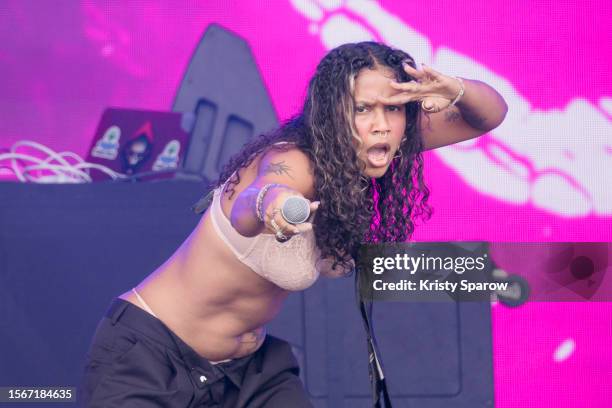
[78,299,313,407]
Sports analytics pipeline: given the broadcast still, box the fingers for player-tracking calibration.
[420,63,442,78]
[389,80,419,92]
[294,222,313,233]
[294,199,322,232]
[378,93,418,105]
[268,201,320,240]
[309,200,320,213]
[299,200,318,231]
[265,197,322,242]
[268,211,295,243]
[386,80,431,104]
[268,207,300,235]
[387,64,455,111]
[420,96,451,114]
[421,99,437,113]
[263,189,301,229]
[306,200,319,221]
[401,61,442,81]
[401,61,425,80]
[388,62,457,114]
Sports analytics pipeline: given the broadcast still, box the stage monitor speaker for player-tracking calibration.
[172,24,278,184]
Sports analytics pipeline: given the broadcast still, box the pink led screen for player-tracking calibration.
[0,1,610,406]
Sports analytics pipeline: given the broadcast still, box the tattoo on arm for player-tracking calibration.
[453,104,488,130]
[264,161,294,179]
[444,107,462,123]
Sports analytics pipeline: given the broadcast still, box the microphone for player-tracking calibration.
[280,196,311,224]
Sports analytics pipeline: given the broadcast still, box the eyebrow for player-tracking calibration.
[354,99,376,105]
[355,99,403,107]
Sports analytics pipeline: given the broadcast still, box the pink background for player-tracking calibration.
[1,1,610,406]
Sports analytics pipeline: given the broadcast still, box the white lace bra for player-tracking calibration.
[208,184,321,291]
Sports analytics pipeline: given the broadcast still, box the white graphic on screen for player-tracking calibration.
[553,338,575,362]
[289,0,612,217]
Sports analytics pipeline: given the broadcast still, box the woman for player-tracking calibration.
[78,42,507,407]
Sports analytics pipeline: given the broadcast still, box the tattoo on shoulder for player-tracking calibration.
[264,161,294,179]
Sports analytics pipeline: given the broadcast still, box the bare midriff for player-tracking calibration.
[119,155,289,362]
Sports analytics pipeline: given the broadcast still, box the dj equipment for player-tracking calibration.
[86,108,191,181]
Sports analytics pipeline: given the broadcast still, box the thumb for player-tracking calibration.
[306,201,320,223]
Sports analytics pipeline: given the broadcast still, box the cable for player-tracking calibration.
[0,140,127,183]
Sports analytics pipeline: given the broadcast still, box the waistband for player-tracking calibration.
[104,298,266,387]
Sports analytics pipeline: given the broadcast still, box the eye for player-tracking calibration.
[355,105,369,113]
[386,105,402,112]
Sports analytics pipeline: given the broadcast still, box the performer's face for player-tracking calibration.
[352,67,406,178]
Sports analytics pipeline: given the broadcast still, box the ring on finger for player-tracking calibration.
[271,219,288,242]
[275,230,288,242]
[421,101,438,112]
[270,218,283,233]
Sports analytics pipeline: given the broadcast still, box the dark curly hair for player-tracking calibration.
[211,42,431,273]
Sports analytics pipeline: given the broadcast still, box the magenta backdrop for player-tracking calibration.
[1,1,611,405]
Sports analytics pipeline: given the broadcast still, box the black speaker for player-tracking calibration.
[172,24,278,183]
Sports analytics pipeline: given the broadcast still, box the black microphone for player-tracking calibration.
[280,196,311,224]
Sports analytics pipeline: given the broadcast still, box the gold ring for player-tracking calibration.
[421,101,437,112]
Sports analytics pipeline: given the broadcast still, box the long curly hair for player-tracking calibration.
[211,42,431,272]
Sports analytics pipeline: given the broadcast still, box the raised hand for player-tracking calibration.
[380,62,463,113]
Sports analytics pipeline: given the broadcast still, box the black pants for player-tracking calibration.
[78,299,313,407]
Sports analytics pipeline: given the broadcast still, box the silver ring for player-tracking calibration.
[270,217,282,232]
[275,230,288,242]
[270,217,288,242]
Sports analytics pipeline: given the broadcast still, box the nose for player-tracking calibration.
[372,107,390,135]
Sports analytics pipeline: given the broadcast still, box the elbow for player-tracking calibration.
[498,97,509,125]
[484,96,508,133]
[492,93,509,130]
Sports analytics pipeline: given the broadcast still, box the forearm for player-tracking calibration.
[455,79,508,131]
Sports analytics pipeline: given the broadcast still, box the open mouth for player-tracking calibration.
[366,143,391,167]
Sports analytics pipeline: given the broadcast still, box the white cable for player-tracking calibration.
[0,140,127,183]
[13,141,81,182]
[22,151,92,182]
[57,151,86,164]
[22,163,92,183]
[74,162,127,180]
[13,140,74,169]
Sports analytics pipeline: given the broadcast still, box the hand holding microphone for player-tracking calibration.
[258,184,319,242]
